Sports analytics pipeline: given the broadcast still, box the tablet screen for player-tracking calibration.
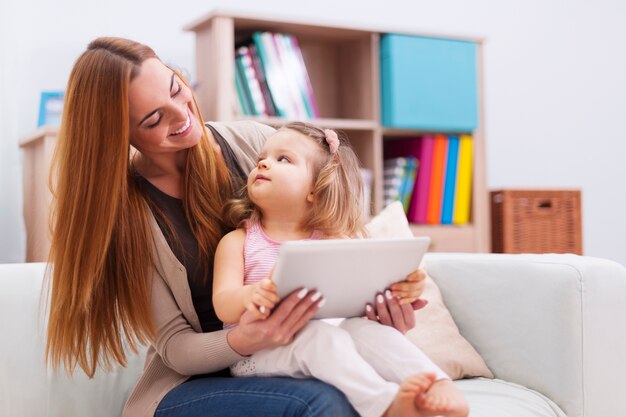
[272,237,430,319]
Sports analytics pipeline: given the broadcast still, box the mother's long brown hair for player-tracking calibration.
[46,37,231,377]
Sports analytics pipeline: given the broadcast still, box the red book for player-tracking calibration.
[383,136,433,223]
[426,135,448,224]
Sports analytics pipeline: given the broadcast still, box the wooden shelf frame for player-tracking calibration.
[185,10,490,252]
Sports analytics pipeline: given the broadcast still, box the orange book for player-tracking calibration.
[426,135,448,224]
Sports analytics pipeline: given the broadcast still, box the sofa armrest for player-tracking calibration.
[0,263,145,417]
[423,253,626,417]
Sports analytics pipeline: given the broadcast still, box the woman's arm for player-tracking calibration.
[213,229,280,323]
[150,268,244,375]
[150,260,322,375]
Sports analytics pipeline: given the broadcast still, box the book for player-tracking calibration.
[236,47,267,115]
[249,44,277,115]
[252,32,291,117]
[441,136,460,224]
[269,32,307,118]
[234,59,253,115]
[289,35,320,117]
[426,135,448,225]
[453,135,473,225]
[400,157,418,213]
[383,157,408,207]
[384,137,434,223]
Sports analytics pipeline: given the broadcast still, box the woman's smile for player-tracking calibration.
[169,112,192,137]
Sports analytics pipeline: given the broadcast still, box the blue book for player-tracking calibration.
[234,59,252,115]
[400,158,418,213]
[441,136,460,224]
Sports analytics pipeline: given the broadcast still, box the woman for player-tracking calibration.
[45,37,426,417]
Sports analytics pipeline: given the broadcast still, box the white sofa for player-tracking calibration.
[1,253,625,417]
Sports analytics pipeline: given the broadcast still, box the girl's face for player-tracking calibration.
[128,58,202,156]
[248,129,322,214]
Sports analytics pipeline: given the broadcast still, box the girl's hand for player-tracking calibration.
[389,268,427,305]
[243,278,280,319]
[364,268,429,334]
[227,288,324,356]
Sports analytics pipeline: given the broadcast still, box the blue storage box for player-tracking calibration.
[381,34,478,132]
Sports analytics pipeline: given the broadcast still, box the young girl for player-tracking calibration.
[213,122,469,417]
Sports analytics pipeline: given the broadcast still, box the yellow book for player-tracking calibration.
[453,135,473,225]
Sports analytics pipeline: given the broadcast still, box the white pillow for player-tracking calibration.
[365,202,493,380]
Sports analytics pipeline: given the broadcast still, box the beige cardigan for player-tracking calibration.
[123,121,275,417]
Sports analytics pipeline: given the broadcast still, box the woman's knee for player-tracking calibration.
[156,377,357,417]
[301,379,358,417]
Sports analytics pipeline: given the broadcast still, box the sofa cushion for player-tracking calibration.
[455,378,566,417]
[366,202,493,380]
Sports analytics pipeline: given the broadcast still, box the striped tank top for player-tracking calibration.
[223,221,320,329]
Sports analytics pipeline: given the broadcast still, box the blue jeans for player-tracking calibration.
[155,376,359,417]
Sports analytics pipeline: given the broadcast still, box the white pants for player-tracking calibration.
[231,318,449,417]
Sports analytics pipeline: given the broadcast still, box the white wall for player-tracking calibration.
[2,0,625,265]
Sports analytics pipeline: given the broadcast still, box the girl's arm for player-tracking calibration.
[213,229,250,323]
[213,229,279,323]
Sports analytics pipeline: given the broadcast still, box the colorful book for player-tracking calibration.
[271,33,308,119]
[412,137,433,224]
[441,136,459,224]
[383,157,408,207]
[384,137,433,223]
[426,135,448,225]
[252,32,289,117]
[236,47,267,116]
[453,135,473,225]
[234,57,253,115]
[401,158,418,213]
[249,44,277,115]
[289,35,320,117]
[276,34,311,118]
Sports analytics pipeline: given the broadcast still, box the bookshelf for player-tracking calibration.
[20,127,58,262]
[185,10,489,252]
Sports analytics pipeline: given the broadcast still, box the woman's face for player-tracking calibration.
[128,58,202,155]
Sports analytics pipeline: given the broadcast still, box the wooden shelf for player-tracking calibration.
[234,116,378,131]
[185,10,490,253]
[382,127,474,137]
[19,126,59,147]
[409,224,482,253]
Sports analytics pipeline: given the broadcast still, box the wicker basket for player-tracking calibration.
[490,189,582,254]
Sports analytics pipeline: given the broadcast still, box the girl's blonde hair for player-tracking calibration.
[224,121,366,238]
[46,37,231,377]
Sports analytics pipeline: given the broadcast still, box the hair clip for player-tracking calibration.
[324,129,340,154]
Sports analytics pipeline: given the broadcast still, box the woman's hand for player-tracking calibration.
[364,268,429,334]
[227,288,324,356]
[365,292,427,334]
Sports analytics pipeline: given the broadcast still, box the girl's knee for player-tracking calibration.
[292,321,355,354]
[340,317,401,343]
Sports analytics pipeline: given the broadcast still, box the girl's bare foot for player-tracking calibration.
[382,373,436,417]
[414,379,469,417]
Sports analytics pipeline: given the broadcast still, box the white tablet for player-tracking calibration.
[272,237,430,319]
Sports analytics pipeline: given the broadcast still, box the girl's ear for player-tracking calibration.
[306,191,315,203]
